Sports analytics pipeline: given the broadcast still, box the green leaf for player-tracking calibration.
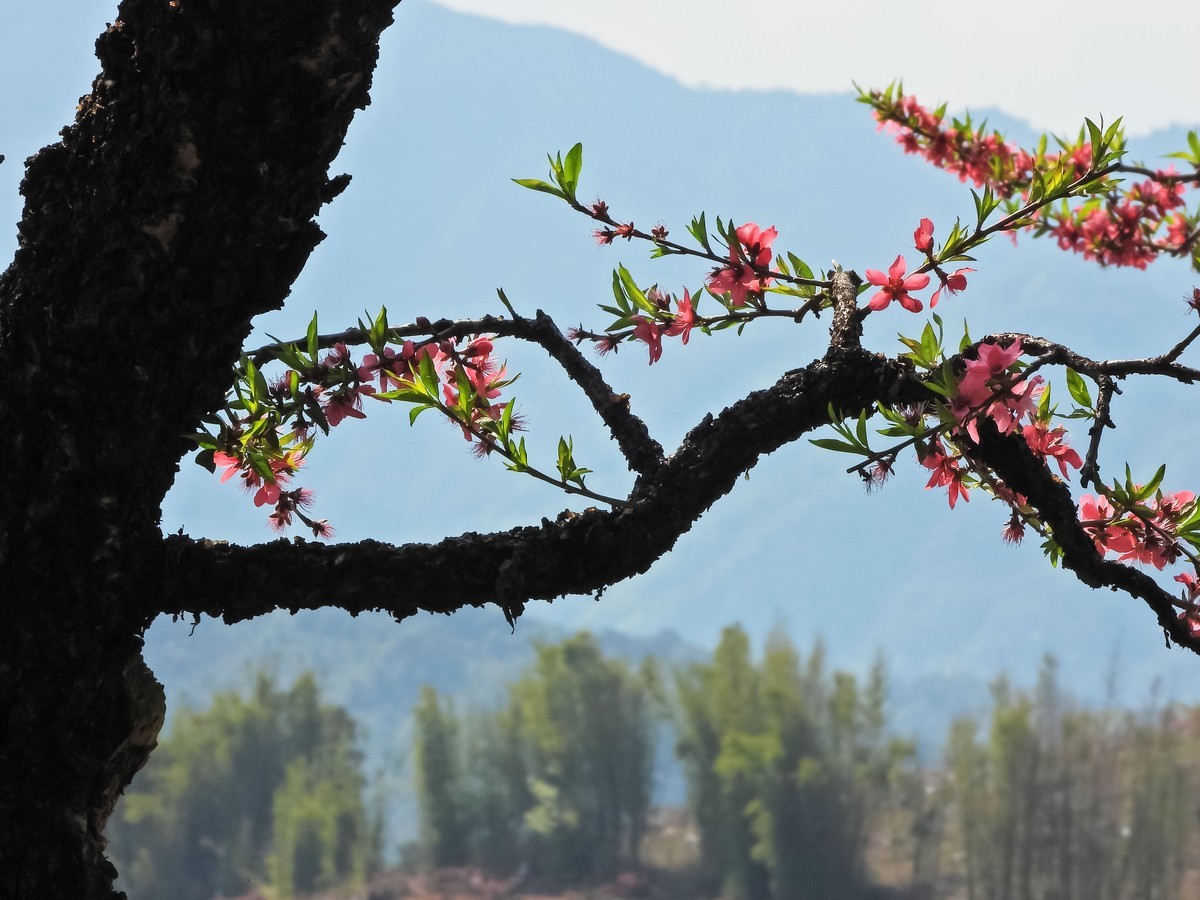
[307,394,330,435]
[1064,368,1093,409]
[1037,381,1053,419]
[618,264,654,313]
[855,410,870,446]
[306,314,319,358]
[454,365,474,418]
[379,387,429,404]
[561,143,583,199]
[556,436,572,481]
[787,253,814,281]
[409,403,433,426]
[248,453,274,483]
[809,438,865,454]
[611,270,631,313]
[418,351,440,398]
[1141,464,1167,499]
[511,178,568,200]
[687,212,713,253]
[496,287,518,317]
[194,448,216,473]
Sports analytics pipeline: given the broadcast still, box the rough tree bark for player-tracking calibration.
[1,2,1196,897]
[0,0,402,895]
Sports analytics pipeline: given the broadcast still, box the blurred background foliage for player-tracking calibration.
[111,628,1200,899]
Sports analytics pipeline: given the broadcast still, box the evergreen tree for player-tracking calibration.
[412,632,657,884]
[942,657,1199,900]
[677,627,905,900]
[413,685,469,868]
[109,672,377,900]
[507,633,657,881]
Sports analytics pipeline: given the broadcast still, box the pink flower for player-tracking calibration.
[864,255,930,312]
[632,316,665,364]
[357,346,411,390]
[706,222,777,307]
[1079,494,1137,556]
[1166,214,1190,249]
[922,440,970,508]
[254,481,280,507]
[213,450,242,483]
[930,267,974,307]
[1157,491,1195,520]
[707,263,762,307]
[987,376,1043,435]
[733,223,778,267]
[1118,526,1181,570]
[665,290,696,344]
[1022,423,1082,479]
[973,339,1023,376]
[914,218,934,253]
[324,384,375,426]
[1002,513,1025,545]
[322,342,352,366]
[1176,572,1200,602]
[864,457,895,493]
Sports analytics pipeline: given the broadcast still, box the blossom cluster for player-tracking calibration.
[707,222,778,307]
[566,286,696,364]
[923,340,1080,513]
[1079,490,1196,571]
[866,88,1036,194]
[864,218,973,315]
[1047,175,1189,269]
[863,86,1200,271]
[196,322,515,536]
[864,329,1200,632]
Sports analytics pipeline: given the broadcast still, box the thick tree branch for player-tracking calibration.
[156,349,925,625]
[970,422,1200,653]
[960,330,1200,484]
[989,331,1200,384]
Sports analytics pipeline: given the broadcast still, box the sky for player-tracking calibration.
[429,0,1198,138]
[5,1,1200,700]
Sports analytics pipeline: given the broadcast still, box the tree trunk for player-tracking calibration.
[0,0,401,894]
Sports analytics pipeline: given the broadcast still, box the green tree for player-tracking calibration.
[1119,706,1191,900]
[507,633,657,881]
[942,657,1198,900]
[676,626,771,900]
[412,632,657,884]
[677,627,906,900]
[462,707,533,874]
[108,672,376,900]
[413,685,469,868]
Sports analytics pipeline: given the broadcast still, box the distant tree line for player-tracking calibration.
[104,632,1200,900]
[416,629,1200,900]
